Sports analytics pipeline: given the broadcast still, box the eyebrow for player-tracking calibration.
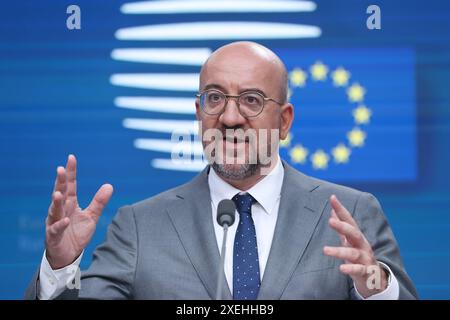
[202,84,268,97]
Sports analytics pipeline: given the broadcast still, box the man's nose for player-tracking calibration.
[219,98,246,127]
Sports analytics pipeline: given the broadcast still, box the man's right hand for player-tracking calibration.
[45,154,113,270]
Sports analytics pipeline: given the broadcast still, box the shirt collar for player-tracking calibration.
[208,156,284,215]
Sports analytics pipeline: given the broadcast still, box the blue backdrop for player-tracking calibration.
[1,0,449,299]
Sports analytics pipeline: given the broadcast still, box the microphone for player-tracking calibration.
[215,199,236,300]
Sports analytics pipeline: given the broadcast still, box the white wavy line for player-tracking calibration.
[151,158,207,171]
[123,118,199,134]
[115,22,321,40]
[121,0,316,14]
[111,48,211,65]
[110,73,199,91]
[115,97,196,114]
[134,138,204,155]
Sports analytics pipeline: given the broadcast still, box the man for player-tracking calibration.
[25,42,417,300]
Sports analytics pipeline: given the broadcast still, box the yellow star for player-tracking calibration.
[347,83,366,102]
[279,132,292,148]
[331,67,351,87]
[290,68,307,87]
[331,143,351,164]
[311,149,329,170]
[347,128,367,147]
[353,105,372,124]
[310,61,328,81]
[289,144,308,164]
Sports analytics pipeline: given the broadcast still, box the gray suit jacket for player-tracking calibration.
[25,162,418,299]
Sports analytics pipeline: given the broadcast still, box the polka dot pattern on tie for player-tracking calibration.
[232,193,260,300]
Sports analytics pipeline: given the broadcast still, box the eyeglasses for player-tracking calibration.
[196,89,283,118]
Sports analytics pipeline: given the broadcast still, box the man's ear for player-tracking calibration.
[280,103,294,139]
[195,99,201,120]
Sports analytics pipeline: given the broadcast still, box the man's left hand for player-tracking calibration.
[323,195,388,298]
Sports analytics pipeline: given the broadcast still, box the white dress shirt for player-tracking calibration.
[38,156,399,299]
[209,157,283,293]
[208,156,399,299]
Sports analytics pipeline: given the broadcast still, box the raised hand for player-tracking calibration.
[45,155,113,269]
[323,195,388,298]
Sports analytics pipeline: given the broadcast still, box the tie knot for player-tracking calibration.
[232,193,255,215]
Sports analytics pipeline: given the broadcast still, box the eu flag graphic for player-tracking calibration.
[5,0,450,300]
[276,48,416,182]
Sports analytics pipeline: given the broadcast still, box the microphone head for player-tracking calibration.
[217,199,236,227]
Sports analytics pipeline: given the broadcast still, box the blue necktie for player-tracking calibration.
[232,193,260,300]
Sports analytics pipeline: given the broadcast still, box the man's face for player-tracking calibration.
[196,46,293,180]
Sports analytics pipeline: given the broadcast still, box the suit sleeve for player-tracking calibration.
[351,192,419,300]
[24,205,138,300]
[78,205,138,299]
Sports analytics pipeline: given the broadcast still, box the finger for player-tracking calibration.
[66,154,77,199]
[47,217,70,244]
[339,263,367,278]
[330,195,358,228]
[328,217,369,250]
[53,166,67,197]
[47,191,65,225]
[85,184,114,222]
[331,210,347,245]
[323,246,370,264]
[331,209,338,219]
[64,197,78,218]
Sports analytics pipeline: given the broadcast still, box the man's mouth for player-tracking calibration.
[224,136,248,144]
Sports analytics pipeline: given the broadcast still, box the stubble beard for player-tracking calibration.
[211,162,259,180]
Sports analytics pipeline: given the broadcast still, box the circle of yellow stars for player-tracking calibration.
[282,61,372,170]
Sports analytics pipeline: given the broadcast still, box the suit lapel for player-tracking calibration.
[165,162,327,300]
[258,162,326,299]
[166,167,233,300]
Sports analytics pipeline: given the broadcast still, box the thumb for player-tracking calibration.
[85,184,114,222]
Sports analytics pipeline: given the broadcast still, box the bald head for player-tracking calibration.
[200,41,289,103]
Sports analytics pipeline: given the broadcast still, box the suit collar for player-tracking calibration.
[258,160,326,299]
[167,161,325,300]
[166,166,233,300]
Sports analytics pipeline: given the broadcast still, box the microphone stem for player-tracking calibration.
[216,223,229,300]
